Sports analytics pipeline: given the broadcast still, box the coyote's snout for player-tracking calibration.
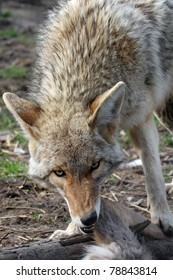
[3,0,173,237]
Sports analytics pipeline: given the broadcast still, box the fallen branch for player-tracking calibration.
[0,234,93,260]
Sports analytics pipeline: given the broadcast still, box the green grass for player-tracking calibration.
[107,173,120,182]
[163,134,173,147]
[154,115,162,128]
[0,66,27,79]
[0,108,27,147]
[0,154,28,180]
[18,35,35,46]
[163,166,173,183]
[0,29,19,39]
[1,10,12,18]
[0,106,27,176]
[33,211,40,222]
[0,107,28,180]
[14,132,27,146]
[0,10,12,23]
[0,109,16,131]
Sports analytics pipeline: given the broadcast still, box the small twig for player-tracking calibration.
[112,173,122,180]
[110,191,119,202]
[165,180,173,194]
[154,113,173,136]
[17,235,31,241]
[0,215,27,220]
[1,149,16,155]
[5,206,45,214]
[0,232,13,243]
[59,234,93,246]
[130,204,149,214]
[101,194,117,202]
[0,226,53,236]
[20,180,40,197]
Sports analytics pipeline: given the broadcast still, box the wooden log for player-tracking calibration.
[1,231,173,260]
[0,234,93,260]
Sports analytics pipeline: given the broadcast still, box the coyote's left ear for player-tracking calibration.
[88,82,125,144]
[3,92,42,139]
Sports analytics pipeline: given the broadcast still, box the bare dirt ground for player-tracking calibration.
[0,0,173,250]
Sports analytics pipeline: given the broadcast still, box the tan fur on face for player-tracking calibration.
[49,159,109,219]
[65,174,99,218]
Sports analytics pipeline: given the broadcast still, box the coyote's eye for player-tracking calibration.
[90,161,100,171]
[54,170,66,177]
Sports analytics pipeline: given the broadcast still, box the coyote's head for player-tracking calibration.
[3,82,124,232]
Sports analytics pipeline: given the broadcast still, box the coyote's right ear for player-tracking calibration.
[3,92,42,139]
[88,82,125,144]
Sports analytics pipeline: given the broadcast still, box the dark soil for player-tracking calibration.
[0,0,173,249]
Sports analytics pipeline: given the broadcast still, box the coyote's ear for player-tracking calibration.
[88,82,125,144]
[3,92,42,138]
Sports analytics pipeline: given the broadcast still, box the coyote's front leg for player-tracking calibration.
[130,116,173,236]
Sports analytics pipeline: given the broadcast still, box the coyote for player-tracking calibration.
[3,0,173,237]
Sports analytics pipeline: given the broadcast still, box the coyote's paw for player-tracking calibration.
[49,229,71,240]
[49,221,81,240]
[150,207,173,237]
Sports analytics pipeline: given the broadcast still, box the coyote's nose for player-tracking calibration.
[81,211,97,226]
